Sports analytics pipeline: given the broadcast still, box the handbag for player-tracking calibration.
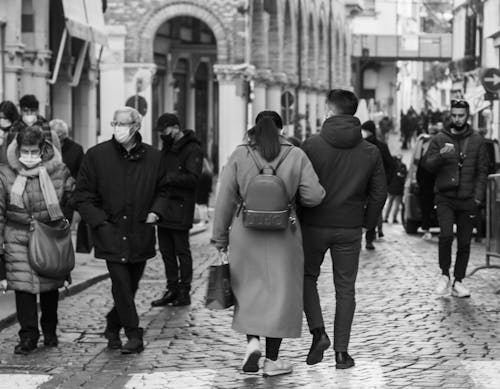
[205,252,234,310]
[29,218,75,280]
[76,219,93,253]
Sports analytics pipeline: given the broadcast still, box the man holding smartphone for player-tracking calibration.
[424,100,488,297]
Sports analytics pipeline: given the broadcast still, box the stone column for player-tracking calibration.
[266,73,287,114]
[316,88,326,128]
[214,64,255,172]
[252,69,271,122]
[73,69,98,150]
[297,85,309,139]
[307,90,318,134]
[186,75,196,130]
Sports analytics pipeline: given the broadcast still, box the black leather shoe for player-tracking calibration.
[378,231,384,238]
[366,241,375,250]
[121,338,144,354]
[151,289,178,307]
[104,329,122,349]
[335,351,355,369]
[43,334,58,347]
[172,289,191,307]
[306,333,331,365]
[14,338,37,355]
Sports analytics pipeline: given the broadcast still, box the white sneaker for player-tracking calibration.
[452,280,471,298]
[263,358,293,377]
[422,232,433,241]
[435,275,450,295]
[242,338,261,373]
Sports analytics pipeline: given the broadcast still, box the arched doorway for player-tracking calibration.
[152,16,218,165]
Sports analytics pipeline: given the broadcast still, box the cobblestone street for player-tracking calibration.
[0,224,499,388]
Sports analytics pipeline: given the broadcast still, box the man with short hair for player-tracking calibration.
[151,113,203,308]
[425,99,488,298]
[301,89,387,369]
[49,119,84,181]
[74,107,167,354]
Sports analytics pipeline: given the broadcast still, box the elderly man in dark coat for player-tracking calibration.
[74,107,167,354]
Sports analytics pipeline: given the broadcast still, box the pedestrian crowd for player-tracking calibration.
[0,91,490,379]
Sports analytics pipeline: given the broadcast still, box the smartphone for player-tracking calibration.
[444,143,455,148]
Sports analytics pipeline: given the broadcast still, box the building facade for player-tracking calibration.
[0,0,106,150]
[451,0,500,138]
[102,0,353,170]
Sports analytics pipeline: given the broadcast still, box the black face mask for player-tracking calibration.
[161,134,175,148]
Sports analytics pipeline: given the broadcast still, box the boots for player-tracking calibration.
[43,332,58,347]
[151,289,178,307]
[121,328,144,354]
[104,328,122,349]
[14,338,37,355]
[171,288,191,307]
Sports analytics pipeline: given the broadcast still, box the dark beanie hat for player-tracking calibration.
[361,120,376,135]
[155,113,180,131]
[19,94,39,110]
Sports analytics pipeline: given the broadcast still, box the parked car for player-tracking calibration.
[402,134,500,234]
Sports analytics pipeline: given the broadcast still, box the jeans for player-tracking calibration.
[158,227,193,291]
[15,289,59,341]
[419,192,435,231]
[303,225,362,352]
[436,196,476,281]
[106,261,146,339]
[384,194,402,222]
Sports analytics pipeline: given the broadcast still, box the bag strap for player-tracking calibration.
[275,145,294,172]
[245,144,293,174]
[245,145,264,172]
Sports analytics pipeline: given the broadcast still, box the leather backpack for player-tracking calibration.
[239,145,295,230]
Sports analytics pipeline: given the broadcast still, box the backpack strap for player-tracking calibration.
[275,145,294,172]
[245,145,264,172]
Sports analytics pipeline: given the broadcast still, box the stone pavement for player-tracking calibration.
[0,224,499,388]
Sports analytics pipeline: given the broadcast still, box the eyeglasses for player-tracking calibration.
[450,99,469,109]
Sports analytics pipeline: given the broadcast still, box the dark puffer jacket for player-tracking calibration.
[74,134,167,264]
[157,130,203,231]
[301,115,387,230]
[0,141,74,293]
[425,125,488,202]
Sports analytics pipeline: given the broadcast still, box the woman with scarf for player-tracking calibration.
[0,126,74,355]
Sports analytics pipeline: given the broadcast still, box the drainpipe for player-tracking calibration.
[295,0,303,138]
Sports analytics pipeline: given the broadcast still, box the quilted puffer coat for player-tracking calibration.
[0,141,74,293]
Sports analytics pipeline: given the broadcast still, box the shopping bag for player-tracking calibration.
[76,220,93,253]
[205,252,234,310]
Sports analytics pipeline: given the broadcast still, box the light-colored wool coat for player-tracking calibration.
[0,141,74,293]
[212,143,325,338]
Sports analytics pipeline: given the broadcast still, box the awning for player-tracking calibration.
[50,0,108,85]
[63,0,108,46]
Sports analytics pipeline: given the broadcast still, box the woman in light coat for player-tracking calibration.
[212,111,325,377]
[0,126,74,354]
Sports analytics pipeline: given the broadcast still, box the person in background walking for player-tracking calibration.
[425,100,488,298]
[151,113,203,308]
[301,90,386,369]
[361,120,393,249]
[384,155,407,223]
[0,126,74,354]
[0,101,20,163]
[415,123,439,241]
[74,107,167,354]
[194,157,213,226]
[49,120,84,224]
[212,111,324,376]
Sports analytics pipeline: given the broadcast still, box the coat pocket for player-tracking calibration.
[130,223,156,258]
[164,196,185,223]
[92,222,119,255]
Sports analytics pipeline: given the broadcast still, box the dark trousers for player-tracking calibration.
[15,289,59,341]
[303,225,362,352]
[419,191,435,230]
[158,227,193,291]
[106,261,146,339]
[436,196,476,281]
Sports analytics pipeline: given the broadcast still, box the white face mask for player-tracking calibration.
[22,114,37,126]
[0,118,12,129]
[114,125,134,144]
[361,129,371,139]
[19,154,42,169]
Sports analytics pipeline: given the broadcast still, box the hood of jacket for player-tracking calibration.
[7,137,62,174]
[169,129,201,153]
[319,115,363,149]
[442,124,473,140]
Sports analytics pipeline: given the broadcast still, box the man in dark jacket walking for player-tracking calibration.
[301,90,387,369]
[425,99,488,298]
[151,113,203,308]
[361,120,394,249]
[74,107,167,354]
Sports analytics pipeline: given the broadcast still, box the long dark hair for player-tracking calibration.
[250,117,281,162]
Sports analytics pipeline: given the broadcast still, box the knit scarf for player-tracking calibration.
[10,165,63,220]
